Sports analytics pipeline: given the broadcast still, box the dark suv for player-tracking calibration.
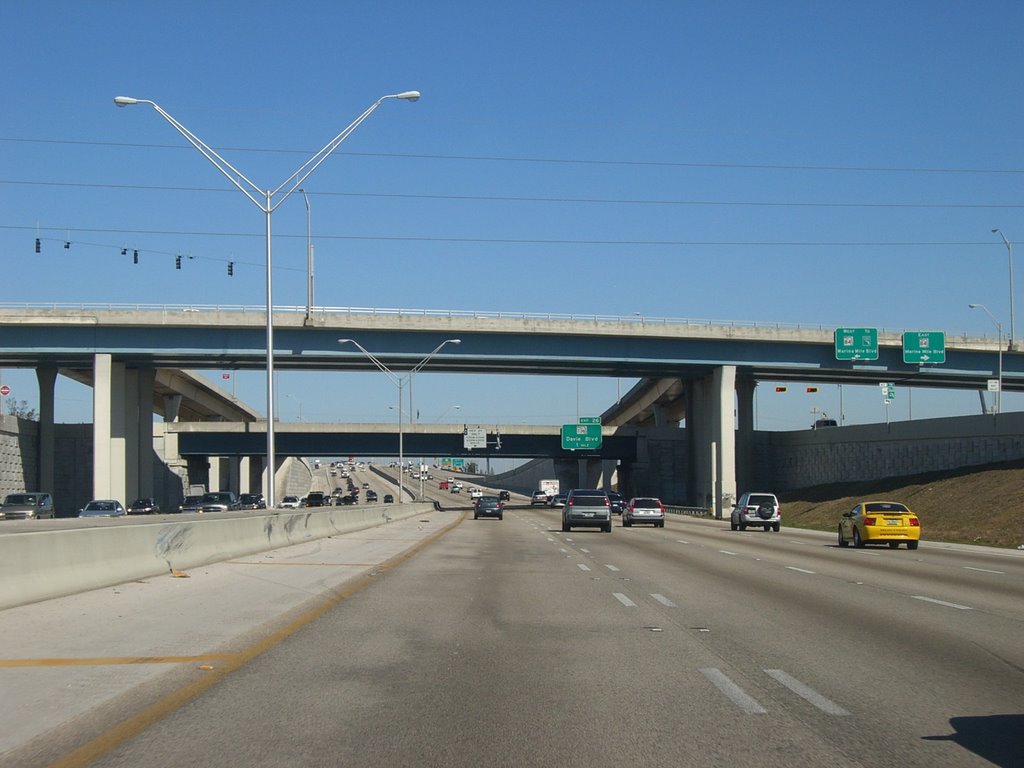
[200,491,240,513]
[562,489,612,533]
[128,497,161,515]
[238,493,266,510]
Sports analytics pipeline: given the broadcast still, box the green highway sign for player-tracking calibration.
[561,423,603,451]
[578,416,602,425]
[902,331,946,364]
[835,327,879,361]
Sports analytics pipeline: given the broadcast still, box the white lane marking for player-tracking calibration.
[559,548,569,554]
[787,540,807,545]
[613,593,637,607]
[577,563,591,572]
[764,669,850,716]
[580,548,590,554]
[912,595,973,610]
[785,566,816,574]
[676,539,690,545]
[546,538,556,543]
[963,566,1004,575]
[719,550,737,556]
[650,594,676,607]
[605,564,620,572]
[700,668,766,714]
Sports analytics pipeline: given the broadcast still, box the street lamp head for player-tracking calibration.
[969,303,979,309]
[447,338,462,345]
[992,228,1000,234]
[113,96,139,107]
[395,91,421,102]
[337,338,353,345]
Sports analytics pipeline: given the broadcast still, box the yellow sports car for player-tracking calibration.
[838,501,920,550]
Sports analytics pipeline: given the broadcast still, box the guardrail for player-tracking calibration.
[665,505,713,518]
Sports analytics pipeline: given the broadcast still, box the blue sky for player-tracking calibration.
[2,0,1022,440]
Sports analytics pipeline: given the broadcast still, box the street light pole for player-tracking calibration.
[115,91,420,507]
[337,338,460,503]
[300,188,314,322]
[969,303,1003,414]
[992,229,1015,350]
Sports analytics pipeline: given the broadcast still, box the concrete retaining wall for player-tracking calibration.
[754,412,1024,491]
[0,502,433,611]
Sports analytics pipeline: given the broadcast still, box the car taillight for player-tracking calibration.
[863,517,876,526]
[604,498,610,507]
[909,517,920,527]
[658,501,665,512]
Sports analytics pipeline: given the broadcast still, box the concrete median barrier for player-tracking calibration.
[0,503,433,611]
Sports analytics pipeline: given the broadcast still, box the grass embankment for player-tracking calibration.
[778,459,1024,550]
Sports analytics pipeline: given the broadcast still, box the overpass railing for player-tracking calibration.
[665,505,712,518]
[0,302,929,336]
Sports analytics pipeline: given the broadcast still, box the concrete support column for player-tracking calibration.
[687,379,710,508]
[208,456,223,492]
[135,368,156,500]
[711,365,737,519]
[36,367,57,495]
[239,456,252,493]
[736,375,756,493]
[93,354,127,502]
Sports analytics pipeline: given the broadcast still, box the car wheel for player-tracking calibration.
[888,541,899,549]
[658,521,665,528]
[562,521,570,532]
[853,528,865,548]
[603,522,612,533]
[764,524,771,532]
[473,514,478,520]
[730,521,738,531]
[498,514,503,521]
[837,526,848,547]
[907,540,919,550]
[739,522,747,531]
[772,522,781,532]
[623,518,632,527]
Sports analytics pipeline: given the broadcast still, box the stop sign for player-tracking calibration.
[0,385,9,396]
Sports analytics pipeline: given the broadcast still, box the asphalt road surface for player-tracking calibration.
[3,508,1022,767]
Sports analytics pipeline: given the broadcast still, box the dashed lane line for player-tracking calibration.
[650,594,676,607]
[699,668,766,714]
[613,593,637,607]
[765,669,850,716]
[912,595,973,610]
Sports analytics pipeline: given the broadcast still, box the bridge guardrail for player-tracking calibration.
[665,505,712,518]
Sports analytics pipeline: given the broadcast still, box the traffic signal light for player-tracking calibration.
[175,255,182,270]
[775,386,787,393]
[133,250,139,264]
[806,386,819,393]
[34,238,40,253]
[227,261,234,276]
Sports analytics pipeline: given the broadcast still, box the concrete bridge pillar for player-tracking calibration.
[736,375,756,493]
[35,367,57,496]
[687,366,737,516]
[92,354,127,503]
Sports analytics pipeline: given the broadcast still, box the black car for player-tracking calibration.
[128,497,160,515]
[498,490,511,502]
[200,491,241,513]
[238,493,266,510]
[607,491,626,515]
[305,492,328,508]
[365,489,378,502]
[383,494,395,504]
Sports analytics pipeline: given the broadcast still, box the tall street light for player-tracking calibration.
[969,303,1003,414]
[115,90,420,506]
[337,338,461,503]
[300,188,314,323]
[992,228,1015,350]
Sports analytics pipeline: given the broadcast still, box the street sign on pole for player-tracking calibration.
[561,423,602,451]
[880,382,895,403]
[987,379,1001,393]
[835,328,879,360]
[0,385,9,396]
[902,331,946,364]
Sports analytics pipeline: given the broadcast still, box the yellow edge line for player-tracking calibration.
[0,655,237,668]
[46,511,467,768]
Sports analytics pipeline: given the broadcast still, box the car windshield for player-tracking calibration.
[634,497,661,506]
[130,499,148,506]
[4,494,37,505]
[202,493,232,503]
[865,502,910,513]
[183,496,202,505]
[88,502,115,511]
[748,495,776,506]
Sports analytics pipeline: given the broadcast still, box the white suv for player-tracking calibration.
[730,492,781,532]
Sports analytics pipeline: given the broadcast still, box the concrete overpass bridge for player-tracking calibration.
[1,304,1021,509]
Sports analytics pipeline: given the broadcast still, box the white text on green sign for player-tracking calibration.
[902,331,946,364]
[835,328,879,360]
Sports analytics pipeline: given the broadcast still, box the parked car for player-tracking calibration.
[200,491,240,513]
[365,489,378,502]
[838,501,920,549]
[305,492,328,508]
[238,493,266,510]
[178,495,203,513]
[0,492,55,520]
[128,497,161,515]
[383,494,395,504]
[730,492,782,532]
[78,499,127,518]
[607,491,626,515]
[530,490,550,506]
[474,495,503,520]
[623,497,666,528]
[562,489,612,533]
[280,496,301,509]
